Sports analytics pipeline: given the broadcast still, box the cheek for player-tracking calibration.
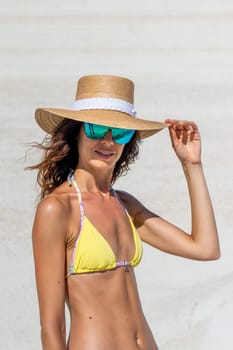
[77,128,94,151]
[116,145,125,159]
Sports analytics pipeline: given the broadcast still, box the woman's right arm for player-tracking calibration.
[32,196,68,350]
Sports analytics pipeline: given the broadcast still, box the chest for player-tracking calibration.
[84,195,134,257]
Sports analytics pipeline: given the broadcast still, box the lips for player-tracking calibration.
[94,149,114,159]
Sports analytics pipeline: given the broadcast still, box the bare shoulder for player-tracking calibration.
[117,190,141,213]
[117,190,158,219]
[35,193,69,219]
[32,188,72,243]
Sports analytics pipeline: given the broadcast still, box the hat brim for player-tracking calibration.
[35,108,168,139]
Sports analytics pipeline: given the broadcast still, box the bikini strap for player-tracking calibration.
[111,187,129,215]
[67,170,85,276]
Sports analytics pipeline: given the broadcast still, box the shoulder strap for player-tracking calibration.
[66,171,85,275]
[111,188,129,215]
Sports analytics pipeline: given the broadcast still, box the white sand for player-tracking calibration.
[1,1,232,349]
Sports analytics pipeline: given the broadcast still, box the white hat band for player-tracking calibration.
[72,97,137,117]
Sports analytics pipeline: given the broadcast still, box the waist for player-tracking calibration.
[66,269,158,350]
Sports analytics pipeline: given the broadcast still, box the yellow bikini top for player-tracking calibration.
[67,175,143,275]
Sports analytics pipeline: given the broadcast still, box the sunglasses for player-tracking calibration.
[83,122,135,144]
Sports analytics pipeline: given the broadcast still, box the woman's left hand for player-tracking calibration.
[165,119,201,164]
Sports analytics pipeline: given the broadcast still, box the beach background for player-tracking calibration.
[1,0,233,349]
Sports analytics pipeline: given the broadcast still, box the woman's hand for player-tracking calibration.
[165,119,201,164]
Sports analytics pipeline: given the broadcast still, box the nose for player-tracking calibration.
[101,130,114,144]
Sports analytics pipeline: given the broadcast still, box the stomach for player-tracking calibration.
[66,267,158,350]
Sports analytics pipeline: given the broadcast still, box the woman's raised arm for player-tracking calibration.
[122,120,220,261]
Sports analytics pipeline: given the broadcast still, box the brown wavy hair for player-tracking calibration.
[29,119,140,199]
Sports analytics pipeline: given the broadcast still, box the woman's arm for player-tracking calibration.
[32,196,69,350]
[123,120,220,260]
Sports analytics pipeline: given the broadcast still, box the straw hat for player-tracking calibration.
[35,75,167,139]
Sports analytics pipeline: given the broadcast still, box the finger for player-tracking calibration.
[174,122,185,142]
[184,122,200,142]
[165,119,198,130]
[181,120,198,131]
[169,126,184,145]
[164,118,181,127]
[171,121,187,138]
[181,123,193,142]
[186,127,193,143]
[167,124,179,147]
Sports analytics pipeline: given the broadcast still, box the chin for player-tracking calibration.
[90,159,116,170]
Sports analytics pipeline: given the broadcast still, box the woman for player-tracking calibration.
[32,75,220,350]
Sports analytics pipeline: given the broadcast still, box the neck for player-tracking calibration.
[73,168,113,194]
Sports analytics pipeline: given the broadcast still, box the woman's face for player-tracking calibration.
[77,125,125,173]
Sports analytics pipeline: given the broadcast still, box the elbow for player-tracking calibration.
[208,239,221,260]
[211,248,221,260]
[201,247,221,261]
[206,252,221,261]
[214,245,221,260]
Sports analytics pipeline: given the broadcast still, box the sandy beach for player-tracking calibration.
[1,0,233,349]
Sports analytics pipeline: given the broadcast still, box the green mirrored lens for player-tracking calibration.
[111,128,135,144]
[84,123,108,139]
[84,123,135,144]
